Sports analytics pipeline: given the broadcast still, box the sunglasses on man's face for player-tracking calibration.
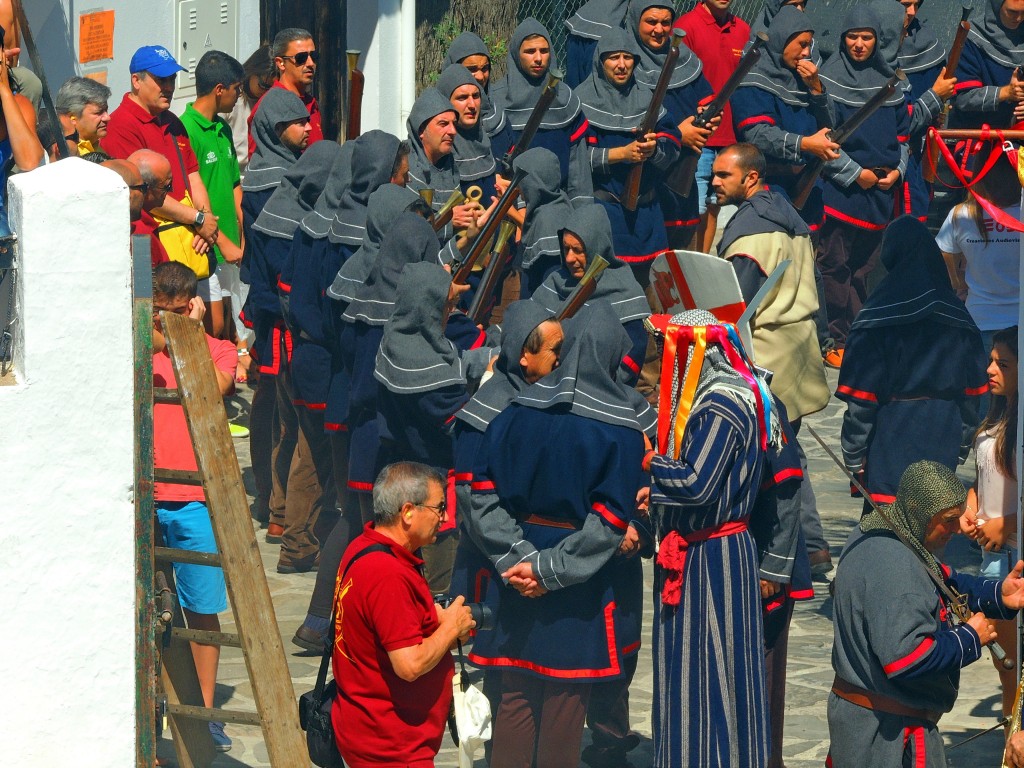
[281,51,318,66]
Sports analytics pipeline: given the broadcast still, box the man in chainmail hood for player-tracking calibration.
[828,460,1024,767]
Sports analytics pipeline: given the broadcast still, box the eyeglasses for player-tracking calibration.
[418,501,447,518]
[64,130,80,143]
[280,51,319,66]
[149,180,173,194]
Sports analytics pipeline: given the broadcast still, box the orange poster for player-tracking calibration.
[79,10,115,64]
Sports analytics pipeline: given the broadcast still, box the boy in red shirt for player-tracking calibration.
[152,262,237,750]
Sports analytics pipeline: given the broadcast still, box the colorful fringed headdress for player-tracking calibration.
[651,309,777,457]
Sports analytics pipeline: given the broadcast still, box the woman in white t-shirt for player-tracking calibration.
[936,156,1020,347]
[960,325,1019,720]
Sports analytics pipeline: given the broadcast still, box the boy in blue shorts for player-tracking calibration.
[152,262,237,751]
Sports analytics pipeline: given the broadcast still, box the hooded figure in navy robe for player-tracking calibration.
[237,87,308,528]
[239,87,308,286]
[405,88,479,262]
[249,140,342,572]
[577,28,681,287]
[374,261,492,591]
[836,216,987,510]
[531,203,650,385]
[827,460,1024,768]
[732,7,836,230]
[285,133,403,651]
[513,147,575,296]
[465,301,649,768]
[816,5,910,352]
[624,0,715,249]
[564,0,630,87]
[443,32,513,149]
[492,19,594,207]
[749,0,822,63]
[436,64,500,205]
[648,308,777,768]
[893,0,953,220]
[953,0,1024,130]
[342,212,448,520]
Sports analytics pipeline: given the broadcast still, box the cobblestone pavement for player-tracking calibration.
[156,369,1014,767]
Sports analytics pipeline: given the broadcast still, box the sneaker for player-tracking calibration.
[266,523,284,543]
[823,348,844,369]
[208,720,232,752]
[229,422,250,438]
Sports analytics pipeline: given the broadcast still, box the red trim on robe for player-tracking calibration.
[836,384,878,403]
[964,384,988,396]
[471,479,496,492]
[953,79,983,93]
[592,502,628,532]
[278,279,291,293]
[570,119,590,144]
[468,601,623,679]
[883,636,935,675]
[348,480,374,491]
[655,131,682,147]
[737,115,776,130]
[824,206,887,231]
[324,422,348,432]
[665,217,701,228]
[622,355,641,375]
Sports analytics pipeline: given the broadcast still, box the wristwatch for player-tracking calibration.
[194,211,206,228]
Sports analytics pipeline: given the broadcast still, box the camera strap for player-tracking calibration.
[313,543,394,706]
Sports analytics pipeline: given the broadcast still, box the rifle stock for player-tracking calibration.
[432,190,467,232]
[467,220,517,325]
[500,70,563,176]
[452,168,527,285]
[623,30,684,211]
[665,32,768,197]
[792,70,906,209]
[555,255,609,321]
[346,50,364,141]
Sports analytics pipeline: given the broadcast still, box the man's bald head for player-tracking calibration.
[102,159,145,221]
[128,149,173,211]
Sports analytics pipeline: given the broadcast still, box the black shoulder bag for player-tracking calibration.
[298,543,393,768]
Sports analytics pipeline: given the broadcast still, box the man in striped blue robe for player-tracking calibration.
[646,308,773,767]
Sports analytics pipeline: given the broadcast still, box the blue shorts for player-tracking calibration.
[980,545,1019,579]
[695,147,719,215]
[157,500,228,615]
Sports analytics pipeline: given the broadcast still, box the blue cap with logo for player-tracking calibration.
[129,45,186,77]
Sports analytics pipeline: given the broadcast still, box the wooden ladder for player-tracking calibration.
[152,311,308,767]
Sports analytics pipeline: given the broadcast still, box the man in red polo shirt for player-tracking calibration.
[246,28,323,158]
[104,45,221,262]
[675,0,750,251]
[332,462,474,768]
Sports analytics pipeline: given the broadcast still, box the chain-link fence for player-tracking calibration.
[416,0,966,91]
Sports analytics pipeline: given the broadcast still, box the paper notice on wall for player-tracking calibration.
[79,10,115,64]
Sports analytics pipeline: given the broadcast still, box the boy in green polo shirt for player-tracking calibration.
[181,50,246,357]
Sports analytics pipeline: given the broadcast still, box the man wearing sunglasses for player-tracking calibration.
[246,27,323,159]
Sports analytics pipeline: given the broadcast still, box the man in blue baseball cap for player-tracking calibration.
[105,45,221,280]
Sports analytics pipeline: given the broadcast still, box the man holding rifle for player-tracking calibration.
[953,0,1024,130]
[675,0,751,251]
[576,28,682,288]
[625,2,717,250]
[815,5,909,368]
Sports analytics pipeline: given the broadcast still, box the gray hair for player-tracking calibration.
[372,462,445,526]
[55,76,111,118]
[272,28,314,60]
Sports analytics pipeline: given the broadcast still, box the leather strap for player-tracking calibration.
[831,676,941,724]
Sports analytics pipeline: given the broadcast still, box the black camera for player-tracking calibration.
[434,594,495,632]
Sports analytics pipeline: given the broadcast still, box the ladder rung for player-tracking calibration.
[167,703,262,726]
[154,468,204,486]
[172,627,242,648]
[154,387,181,404]
[155,546,222,567]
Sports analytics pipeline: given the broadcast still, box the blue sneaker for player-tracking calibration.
[208,720,232,752]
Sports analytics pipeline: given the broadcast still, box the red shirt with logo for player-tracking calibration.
[332,524,454,768]
[675,3,751,148]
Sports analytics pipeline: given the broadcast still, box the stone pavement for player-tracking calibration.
[156,369,1014,767]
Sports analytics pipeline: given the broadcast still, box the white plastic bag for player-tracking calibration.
[452,670,492,768]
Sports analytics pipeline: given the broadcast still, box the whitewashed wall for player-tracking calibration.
[0,159,137,766]
[348,0,417,137]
